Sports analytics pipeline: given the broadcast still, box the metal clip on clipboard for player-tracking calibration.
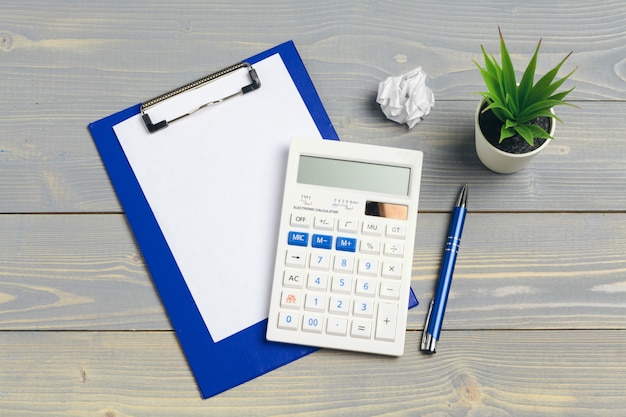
[140,62,261,133]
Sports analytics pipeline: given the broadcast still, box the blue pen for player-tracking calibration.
[421,184,468,353]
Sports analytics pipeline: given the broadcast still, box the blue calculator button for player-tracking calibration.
[336,237,357,252]
[288,231,309,247]
[311,234,333,250]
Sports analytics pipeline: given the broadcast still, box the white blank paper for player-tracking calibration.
[113,53,324,342]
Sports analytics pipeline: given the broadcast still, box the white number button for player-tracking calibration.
[353,299,375,318]
[309,252,331,270]
[278,311,299,330]
[358,258,379,277]
[302,314,323,333]
[307,273,328,291]
[333,255,354,272]
[355,278,376,297]
[305,294,326,312]
[329,296,350,315]
[331,276,353,294]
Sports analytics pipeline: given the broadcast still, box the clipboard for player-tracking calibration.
[88,41,418,399]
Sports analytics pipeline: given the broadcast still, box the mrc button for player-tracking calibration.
[288,231,309,246]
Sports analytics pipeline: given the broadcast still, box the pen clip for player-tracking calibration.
[421,299,435,351]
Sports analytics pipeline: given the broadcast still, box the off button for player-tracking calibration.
[291,214,311,228]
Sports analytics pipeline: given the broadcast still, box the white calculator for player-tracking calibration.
[266,137,423,356]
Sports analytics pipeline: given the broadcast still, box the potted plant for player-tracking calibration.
[474,28,576,174]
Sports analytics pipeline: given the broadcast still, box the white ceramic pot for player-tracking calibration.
[475,101,554,174]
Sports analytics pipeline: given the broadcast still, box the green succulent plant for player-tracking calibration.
[474,28,577,146]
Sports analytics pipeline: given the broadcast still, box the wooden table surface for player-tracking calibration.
[2,1,626,415]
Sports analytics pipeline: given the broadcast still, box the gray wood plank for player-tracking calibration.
[2,1,623,101]
[0,214,165,329]
[2,1,625,414]
[2,212,625,331]
[1,330,625,416]
[2,101,626,213]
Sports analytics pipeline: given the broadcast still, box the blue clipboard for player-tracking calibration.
[89,41,418,399]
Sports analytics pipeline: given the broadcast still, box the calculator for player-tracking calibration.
[266,138,423,356]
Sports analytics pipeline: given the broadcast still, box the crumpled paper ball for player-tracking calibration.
[376,67,435,129]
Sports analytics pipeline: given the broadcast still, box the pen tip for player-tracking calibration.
[457,184,468,208]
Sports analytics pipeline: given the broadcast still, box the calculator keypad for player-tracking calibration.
[266,137,422,357]
[274,213,406,346]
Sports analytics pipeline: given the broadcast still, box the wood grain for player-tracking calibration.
[2,0,626,413]
[1,331,625,416]
[1,2,625,213]
[2,212,625,331]
[1,101,625,213]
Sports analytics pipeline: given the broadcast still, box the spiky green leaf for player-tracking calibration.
[517,99,567,122]
[517,39,541,110]
[513,124,535,146]
[524,123,552,139]
[499,28,518,114]
[499,125,516,142]
[484,100,514,121]
[526,53,574,104]
[504,119,518,129]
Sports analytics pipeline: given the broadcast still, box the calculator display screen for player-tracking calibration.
[297,156,411,196]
